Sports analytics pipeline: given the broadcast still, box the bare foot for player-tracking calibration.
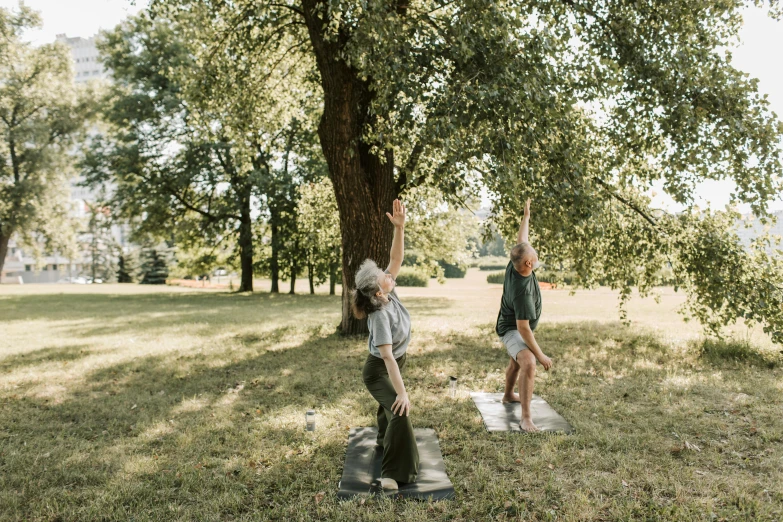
[502,394,520,404]
[519,419,540,433]
[380,478,399,490]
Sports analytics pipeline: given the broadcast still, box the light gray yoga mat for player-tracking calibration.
[337,427,454,500]
[470,392,574,434]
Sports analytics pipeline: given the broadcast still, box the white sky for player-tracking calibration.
[3,0,781,213]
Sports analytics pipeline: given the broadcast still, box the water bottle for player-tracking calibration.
[449,376,457,398]
[305,410,316,431]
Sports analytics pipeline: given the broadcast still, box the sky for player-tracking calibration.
[3,0,782,214]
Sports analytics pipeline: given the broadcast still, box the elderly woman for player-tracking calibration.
[350,199,419,491]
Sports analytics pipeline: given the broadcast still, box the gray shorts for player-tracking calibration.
[499,330,529,360]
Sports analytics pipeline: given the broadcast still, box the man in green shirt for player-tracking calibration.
[495,198,553,432]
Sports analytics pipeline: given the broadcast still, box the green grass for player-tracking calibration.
[1,270,782,521]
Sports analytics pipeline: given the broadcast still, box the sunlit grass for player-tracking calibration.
[1,270,781,521]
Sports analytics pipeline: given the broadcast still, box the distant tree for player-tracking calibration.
[0,5,89,281]
[404,186,479,281]
[140,248,169,285]
[84,203,118,282]
[297,178,342,295]
[117,251,139,283]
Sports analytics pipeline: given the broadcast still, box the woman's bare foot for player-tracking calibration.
[502,393,521,404]
[380,478,399,490]
[519,418,540,433]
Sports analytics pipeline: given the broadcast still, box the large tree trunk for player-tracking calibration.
[270,219,280,293]
[238,187,254,292]
[0,232,10,284]
[303,1,398,334]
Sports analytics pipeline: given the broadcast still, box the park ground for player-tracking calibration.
[1,269,782,521]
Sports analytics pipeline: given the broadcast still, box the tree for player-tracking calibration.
[140,248,170,285]
[83,202,118,282]
[403,185,479,280]
[153,0,783,340]
[297,178,342,294]
[0,5,87,281]
[117,250,139,283]
[84,11,312,292]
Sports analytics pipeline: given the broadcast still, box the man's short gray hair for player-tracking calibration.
[510,242,536,269]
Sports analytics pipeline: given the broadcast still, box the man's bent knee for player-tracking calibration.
[516,350,536,370]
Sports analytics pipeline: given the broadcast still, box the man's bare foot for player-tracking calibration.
[380,478,399,490]
[519,419,540,433]
[502,393,520,404]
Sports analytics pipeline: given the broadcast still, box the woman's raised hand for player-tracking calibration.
[386,199,406,228]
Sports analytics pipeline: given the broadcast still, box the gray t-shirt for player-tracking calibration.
[367,287,411,359]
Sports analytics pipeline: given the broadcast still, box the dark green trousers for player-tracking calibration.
[362,353,420,483]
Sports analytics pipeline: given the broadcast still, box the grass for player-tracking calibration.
[1,269,782,521]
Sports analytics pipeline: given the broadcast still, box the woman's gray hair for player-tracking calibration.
[350,259,388,319]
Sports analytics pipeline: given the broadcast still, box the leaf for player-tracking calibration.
[314,491,325,504]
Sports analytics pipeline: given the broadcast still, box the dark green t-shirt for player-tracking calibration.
[495,261,542,336]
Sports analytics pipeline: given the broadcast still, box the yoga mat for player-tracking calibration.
[470,392,574,434]
[337,427,455,500]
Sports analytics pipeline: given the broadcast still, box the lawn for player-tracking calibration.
[1,269,781,521]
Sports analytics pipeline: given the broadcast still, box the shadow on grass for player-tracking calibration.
[696,338,781,369]
[0,344,94,372]
[2,316,782,520]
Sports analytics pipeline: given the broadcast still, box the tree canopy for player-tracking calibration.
[0,5,90,279]
[146,0,783,340]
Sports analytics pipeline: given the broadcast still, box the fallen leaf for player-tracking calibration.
[695,470,706,476]
[685,441,701,452]
[314,491,325,504]
[504,500,512,508]
[130,404,137,410]
[622,480,629,487]
[515,458,523,464]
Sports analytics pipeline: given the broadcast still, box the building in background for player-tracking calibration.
[55,33,110,84]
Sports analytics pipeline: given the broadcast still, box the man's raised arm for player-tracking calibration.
[517,198,531,245]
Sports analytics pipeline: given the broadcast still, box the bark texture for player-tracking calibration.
[303,0,397,334]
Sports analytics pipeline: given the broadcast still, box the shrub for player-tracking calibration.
[395,268,428,287]
[438,261,467,278]
[477,256,509,271]
[486,271,505,284]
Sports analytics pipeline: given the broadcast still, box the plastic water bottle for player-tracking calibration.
[306,410,316,431]
[449,376,457,398]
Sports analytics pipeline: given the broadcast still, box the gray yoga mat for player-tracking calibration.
[470,392,574,434]
[337,427,455,500]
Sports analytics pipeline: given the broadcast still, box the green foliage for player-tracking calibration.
[395,268,428,287]
[438,260,467,279]
[403,185,479,281]
[486,271,505,285]
[83,203,118,283]
[296,178,342,293]
[149,0,783,342]
[117,251,139,283]
[0,4,88,275]
[478,228,507,257]
[83,10,318,292]
[140,248,170,285]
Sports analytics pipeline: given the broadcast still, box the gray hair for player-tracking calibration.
[510,242,536,269]
[350,259,387,319]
